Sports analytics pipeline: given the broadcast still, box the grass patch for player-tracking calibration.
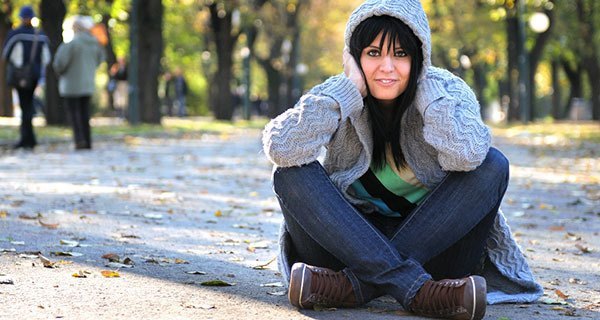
[0,116,269,143]
[491,121,600,143]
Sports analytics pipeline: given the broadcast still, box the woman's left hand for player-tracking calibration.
[343,49,367,97]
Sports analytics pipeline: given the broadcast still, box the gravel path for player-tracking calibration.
[0,127,598,319]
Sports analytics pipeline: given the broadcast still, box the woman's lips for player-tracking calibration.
[375,79,397,86]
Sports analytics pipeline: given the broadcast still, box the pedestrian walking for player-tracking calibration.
[262,1,543,319]
[2,5,50,150]
[172,67,188,117]
[53,16,104,150]
[109,56,128,118]
[161,71,174,116]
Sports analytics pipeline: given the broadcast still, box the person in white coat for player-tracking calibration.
[53,16,104,150]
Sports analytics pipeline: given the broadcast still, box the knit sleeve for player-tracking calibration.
[414,67,491,171]
[262,74,363,167]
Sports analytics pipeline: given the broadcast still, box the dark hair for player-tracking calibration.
[349,15,423,170]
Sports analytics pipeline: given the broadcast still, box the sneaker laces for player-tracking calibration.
[311,269,351,305]
[412,279,465,315]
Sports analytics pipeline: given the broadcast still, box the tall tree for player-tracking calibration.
[527,6,554,120]
[129,0,163,124]
[40,0,67,125]
[254,0,305,118]
[0,1,14,117]
[205,1,239,120]
[577,0,600,120]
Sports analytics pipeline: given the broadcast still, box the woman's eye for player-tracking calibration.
[366,49,380,57]
[395,50,408,57]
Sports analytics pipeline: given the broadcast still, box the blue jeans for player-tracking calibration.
[273,148,508,308]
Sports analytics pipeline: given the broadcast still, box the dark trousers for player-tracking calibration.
[16,88,37,148]
[65,96,92,149]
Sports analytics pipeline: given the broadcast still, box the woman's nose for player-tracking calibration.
[379,56,394,72]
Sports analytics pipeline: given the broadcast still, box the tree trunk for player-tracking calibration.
[0,3,14,117]
[561,59,582,119]
[259,60,282,118]
[472,63,488,120]
[208,4,237,121]
[133,0,162,124]
[528,8,554,120]
[40,0,67,125]
[506,9,520,122]
[285,1,303,108]
[551,59,562,119]
[101,1,117,112]
[577,0,600,120]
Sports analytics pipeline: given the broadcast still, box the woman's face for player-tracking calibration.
[360,32,412,106]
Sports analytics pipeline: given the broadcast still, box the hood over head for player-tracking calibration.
[344,0,431,79]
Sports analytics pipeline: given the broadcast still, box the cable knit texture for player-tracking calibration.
[263,0,542,305]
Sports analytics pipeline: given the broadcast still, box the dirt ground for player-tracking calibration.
[0,125,598,319]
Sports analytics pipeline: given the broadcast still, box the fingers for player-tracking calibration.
[342,49,367,97]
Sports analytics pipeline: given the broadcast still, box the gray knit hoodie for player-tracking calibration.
[262,0,543,304]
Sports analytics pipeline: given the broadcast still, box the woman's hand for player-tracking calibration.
[343,49,367,97]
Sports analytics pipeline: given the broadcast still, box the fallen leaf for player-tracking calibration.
[105,262,133,269]
[247,240,269,252]
[123,257,134,265]
[200,280,234,287]
[50,251,83,257]
[313,305,337,312]
[38,219,59,229]
[18,213,39,220]
[39,254,56,268]
[214,210,222,217]
[10,241,25,245]
[120,234,140,239]
[102,253,120,262]
[267,290,287,296]
[101,270,120,278]
[10,200,24,207]
[555,289,569,299]
[185,271,207,275]
[60,240,79,247]
[0,277,14,285]
[0,248,16,253]
[252,256,277,270]
[549,225,565,231]
[575,244,592,253]
[0,210,8,218]
[174,259,188,264]
[143,213,163,220]
[260,282,284,287]
[72,271,88,278]
[539,297,568,305]
[568,278,586,285]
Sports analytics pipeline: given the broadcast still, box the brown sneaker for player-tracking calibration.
[288,262,359,309]
[409,275,486,320]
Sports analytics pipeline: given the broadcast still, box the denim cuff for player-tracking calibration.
[343,268,366,305]
[403,273,432,308]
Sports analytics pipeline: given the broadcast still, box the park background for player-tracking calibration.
[0,0,597,126]
[0,1,598,319]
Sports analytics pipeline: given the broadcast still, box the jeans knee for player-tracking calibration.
[273,161,319,196]
[481,147,509,184]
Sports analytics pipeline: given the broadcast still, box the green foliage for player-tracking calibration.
[4,0,597,121]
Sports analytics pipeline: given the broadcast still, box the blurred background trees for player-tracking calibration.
[0,0,597,124]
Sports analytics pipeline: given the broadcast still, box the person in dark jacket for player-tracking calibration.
[53,16,104,150]
[2,5,50,150]
[172,67,188,117]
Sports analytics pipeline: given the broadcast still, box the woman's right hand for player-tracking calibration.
[343,48,367,97]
